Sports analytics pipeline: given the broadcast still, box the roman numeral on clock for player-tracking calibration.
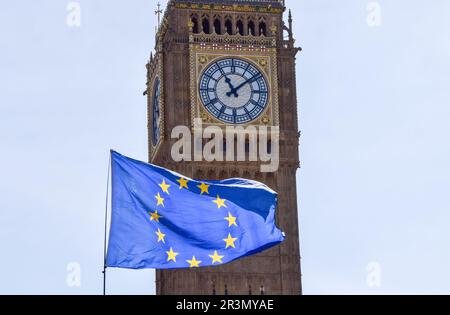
[249,74,262,84]
[244,63,251,75]
[209,98,219,105]
[250,99,262,107]
[204,74,218,82]
[218,68,225,76]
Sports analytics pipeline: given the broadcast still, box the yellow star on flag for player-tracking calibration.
[155,193,165,207]
[197,183,210,195]
[166,248,179,262]
[149,210,162,222]
[159,180,171,195]
[155,228,166,243]
[224,212,238,227]
[213,195,227,209]
[209,251,224,264]
[187,256,202,268]
[177,177,189,190]
[223,234,238,249]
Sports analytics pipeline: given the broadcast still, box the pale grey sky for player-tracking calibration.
[0,0,449,295]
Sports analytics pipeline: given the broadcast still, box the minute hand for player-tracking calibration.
[227,74,262,97]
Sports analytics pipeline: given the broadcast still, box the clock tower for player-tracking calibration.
[146,0,302,295]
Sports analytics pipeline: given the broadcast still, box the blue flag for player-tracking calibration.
[106,151,285,270]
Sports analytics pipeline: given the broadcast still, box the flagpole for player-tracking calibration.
[103,151,112,296]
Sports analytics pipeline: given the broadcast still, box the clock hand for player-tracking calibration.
[235,74,262,92]
[224,76,238,97]
[226,74,262,97]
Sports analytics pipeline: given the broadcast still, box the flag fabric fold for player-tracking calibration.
[106,151,285,270]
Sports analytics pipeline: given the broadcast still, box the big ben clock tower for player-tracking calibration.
[146,0,302,295]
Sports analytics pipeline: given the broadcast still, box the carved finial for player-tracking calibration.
[288,9,294,41]
[155,2,163,26]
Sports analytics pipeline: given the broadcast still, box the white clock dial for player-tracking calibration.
[199,58,269,124]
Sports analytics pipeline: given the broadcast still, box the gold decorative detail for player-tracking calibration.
[270,24,278,35]
[262,116,270,125]
[174,2,284,14]
[198,56,207,64]
[190,45,279,129]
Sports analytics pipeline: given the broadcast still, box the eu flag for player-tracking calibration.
[106,151,285,270]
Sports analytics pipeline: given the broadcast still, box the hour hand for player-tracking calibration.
[225,77,238,97]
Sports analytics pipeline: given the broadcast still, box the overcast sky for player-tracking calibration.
[1,0,449,295]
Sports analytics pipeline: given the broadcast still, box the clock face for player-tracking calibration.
[152,77,161,146]
[199,58,269,124]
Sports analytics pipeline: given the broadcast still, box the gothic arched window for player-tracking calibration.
[202,17,210,34]
[248,20,256,36]
[213,18,221,34]
[259,21,267,36]
[225,18,233,35]
[236,20,244,35]
[191,17,199,33]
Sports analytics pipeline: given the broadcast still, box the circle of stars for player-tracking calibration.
[148,176,239,268]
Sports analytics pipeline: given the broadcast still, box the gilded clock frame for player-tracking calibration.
[190,44,280,128]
